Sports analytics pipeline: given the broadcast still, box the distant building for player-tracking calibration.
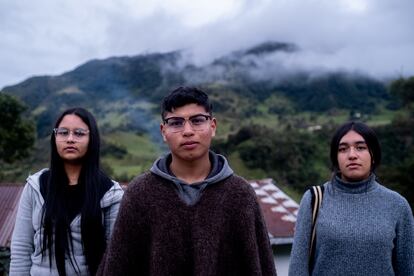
[0,185,23,248]
[307,124,322,132]
[249,178,298,275]
[249,178,298,244]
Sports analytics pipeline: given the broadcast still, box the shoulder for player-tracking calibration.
[17,169,48,207]
[121,172,165,203]
[215,175,260,208]
[298,187,315,206]
[24,168,49,193]
[376,183,412,211]
[109,180,124,195]
[222,174,255,194]
[26,168,48,184]
[115,172,161,216]
[101,180,124,207]
[127,171,157,192]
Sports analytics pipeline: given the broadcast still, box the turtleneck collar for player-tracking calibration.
[331,173,378,194]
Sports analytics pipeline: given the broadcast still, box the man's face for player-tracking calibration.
[161,103,216,162]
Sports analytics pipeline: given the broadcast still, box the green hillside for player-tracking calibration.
[1,41,412,209]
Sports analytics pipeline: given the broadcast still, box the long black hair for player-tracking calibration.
[40,107,112,275]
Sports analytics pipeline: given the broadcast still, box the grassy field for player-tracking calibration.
[226,151,304,202]
[103,131,163,181]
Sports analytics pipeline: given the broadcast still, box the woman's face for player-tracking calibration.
[55,114,90,163]
[337,130,372,182]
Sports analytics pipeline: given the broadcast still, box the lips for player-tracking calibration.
[182,141,197,145]
[347,163,360,168]
[64,146,78,152]
[181,141,198,149]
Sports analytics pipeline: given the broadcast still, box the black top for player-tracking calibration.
[39,171,84,223]
[65,183,84,222]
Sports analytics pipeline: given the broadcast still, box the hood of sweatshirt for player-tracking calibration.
[150,151,233,205]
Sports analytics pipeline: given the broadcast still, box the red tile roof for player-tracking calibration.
[249,179,299,245]
[0,185,24,247]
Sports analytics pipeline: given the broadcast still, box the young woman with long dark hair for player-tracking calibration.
[289,121,414,275]
[10,107,124,275]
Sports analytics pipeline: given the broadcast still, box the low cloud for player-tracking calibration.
[1,0,413,89]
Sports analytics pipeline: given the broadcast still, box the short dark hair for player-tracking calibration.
[161,86,212,120]
[330,121,381,172]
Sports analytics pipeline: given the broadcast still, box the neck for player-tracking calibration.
[332,173,376,194]
[64,163,82,185]
[170,154,211,184]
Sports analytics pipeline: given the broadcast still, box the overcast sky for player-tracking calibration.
[1,0,413,89]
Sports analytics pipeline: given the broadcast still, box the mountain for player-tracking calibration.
[0,40,395,182]
[3,40,390,119]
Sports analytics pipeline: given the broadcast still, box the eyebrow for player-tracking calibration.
[165,113,209,120]
[339,140,367,146]
[57,127,88,130]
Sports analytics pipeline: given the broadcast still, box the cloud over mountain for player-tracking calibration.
[1,0,413,89]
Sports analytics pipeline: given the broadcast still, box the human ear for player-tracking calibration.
[160,124,167,142]
[211,117,217,137]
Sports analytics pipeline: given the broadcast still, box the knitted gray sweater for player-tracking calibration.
[289,174,414,276]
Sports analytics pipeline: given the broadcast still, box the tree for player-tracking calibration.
[389,76,414,109]
[391,77,414,101]
[0,93,35,163]
[216,124,331,192]
[376,76,414,210]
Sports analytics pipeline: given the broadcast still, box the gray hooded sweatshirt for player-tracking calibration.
[150,151,234,205]
[10,168,124,276]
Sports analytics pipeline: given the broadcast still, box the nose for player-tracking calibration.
[66,132,76,142]
[347,146,358,159]
[182,120,194,135]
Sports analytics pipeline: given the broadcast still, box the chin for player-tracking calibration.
[343,174,369,182]
[182,154,199,161]
[63,157,84,164]
[177,152,202,161]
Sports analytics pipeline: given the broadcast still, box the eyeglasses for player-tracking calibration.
[53,127,90,141]
[163,114,212,133]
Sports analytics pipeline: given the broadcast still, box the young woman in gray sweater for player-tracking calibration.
[289,121,414,276]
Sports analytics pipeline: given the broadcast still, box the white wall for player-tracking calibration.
[273,244,292,276]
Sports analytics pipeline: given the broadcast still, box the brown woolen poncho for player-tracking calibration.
[98,172,277,276]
